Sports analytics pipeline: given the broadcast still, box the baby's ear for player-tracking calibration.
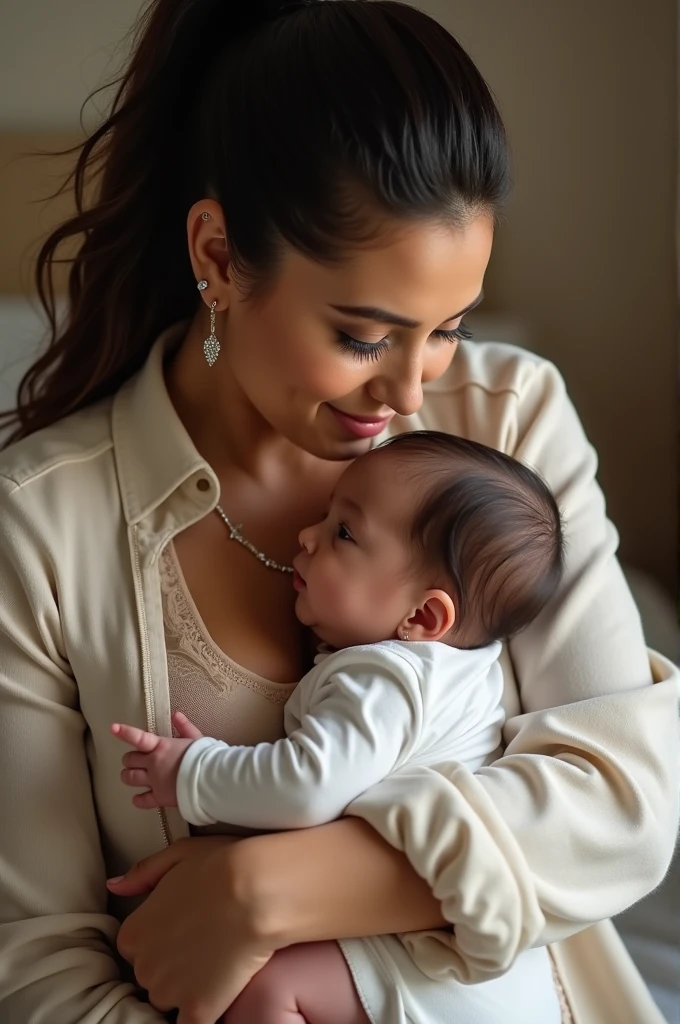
[400,590,455,643]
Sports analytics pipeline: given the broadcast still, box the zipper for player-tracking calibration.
[132,525,171,849]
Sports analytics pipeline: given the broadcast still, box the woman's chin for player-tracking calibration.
[312,435,373,462]
[296,418,375,461]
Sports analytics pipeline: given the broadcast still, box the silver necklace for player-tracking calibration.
[215,504,294,574]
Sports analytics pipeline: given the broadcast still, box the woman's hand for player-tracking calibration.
[107,837,277,1024]
[106,818,444,1023]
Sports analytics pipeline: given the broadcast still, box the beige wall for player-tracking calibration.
[0,0,677,590]
[0,0,142,132]
[418,0,678,592]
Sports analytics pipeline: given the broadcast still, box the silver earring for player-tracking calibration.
[197,279,208,291]
[400,629,409,642]
[201,212,211,221]
[204,301,220,366]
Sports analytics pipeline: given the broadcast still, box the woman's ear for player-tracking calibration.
[187,198,231,311]
[398,590,456,643]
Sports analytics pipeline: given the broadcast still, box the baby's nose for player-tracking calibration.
[298,524,317,553]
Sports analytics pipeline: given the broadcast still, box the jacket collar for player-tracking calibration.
[111,323,219,526]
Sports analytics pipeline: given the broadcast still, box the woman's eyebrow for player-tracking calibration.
[329,290,484,329]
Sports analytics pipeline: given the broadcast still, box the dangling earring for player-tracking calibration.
[203,300,220,366]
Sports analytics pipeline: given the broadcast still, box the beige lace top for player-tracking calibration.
[159,542,298,833]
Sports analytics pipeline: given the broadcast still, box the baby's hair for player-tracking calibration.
[379,431,566,648]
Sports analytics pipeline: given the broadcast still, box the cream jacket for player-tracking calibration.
[0,326,677,1024]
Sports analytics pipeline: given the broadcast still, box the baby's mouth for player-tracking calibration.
[292,556,307,592]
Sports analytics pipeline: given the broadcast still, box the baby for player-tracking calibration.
[112,431,566,1024]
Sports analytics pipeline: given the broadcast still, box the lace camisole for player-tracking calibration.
[159,542,297,834]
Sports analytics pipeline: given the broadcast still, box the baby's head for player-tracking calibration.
[293,431,565,650]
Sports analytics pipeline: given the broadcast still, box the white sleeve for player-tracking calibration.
[176,652,424,828]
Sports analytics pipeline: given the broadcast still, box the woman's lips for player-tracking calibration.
[292,569,307,592]
[328,405,393,439]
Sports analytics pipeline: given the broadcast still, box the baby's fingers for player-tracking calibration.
[121,768,149,789]
[112,722,160,753]
[132,790,162,810]
[172,711,204,741]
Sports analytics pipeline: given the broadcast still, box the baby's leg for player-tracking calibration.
[224,941,370,1024]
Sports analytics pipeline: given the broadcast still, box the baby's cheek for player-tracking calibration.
[323,574,360,624]
[341,588,375,634]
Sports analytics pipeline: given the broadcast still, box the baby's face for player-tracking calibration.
[293,451,423,648]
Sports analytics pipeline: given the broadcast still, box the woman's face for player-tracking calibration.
[220,214,494,460]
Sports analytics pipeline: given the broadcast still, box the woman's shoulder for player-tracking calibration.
[425,339,555,399]
[416,340,567,452]
[0,399,119,553]
[0,398,115,493]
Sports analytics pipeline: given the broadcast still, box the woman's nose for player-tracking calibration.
[368,352,424,418]
[298,524,318,553]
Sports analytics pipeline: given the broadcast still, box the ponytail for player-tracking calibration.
[2,0,510,445]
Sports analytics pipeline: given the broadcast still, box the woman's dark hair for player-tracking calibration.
[380,431,565,648]
[1,0,510,446]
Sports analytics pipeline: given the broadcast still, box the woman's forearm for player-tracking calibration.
[232,818,446,947]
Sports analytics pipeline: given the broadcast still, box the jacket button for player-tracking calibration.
[196,478,211,493]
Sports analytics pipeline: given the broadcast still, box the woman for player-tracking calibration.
[0,1,676,1022]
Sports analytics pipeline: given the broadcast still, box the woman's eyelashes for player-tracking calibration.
[336,323,473,362]
[337,333,389,363]
[442,322,474,341]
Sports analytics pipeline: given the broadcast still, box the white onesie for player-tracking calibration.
[177,640,562,1024]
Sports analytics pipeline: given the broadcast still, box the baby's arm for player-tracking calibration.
[177,651,425,828]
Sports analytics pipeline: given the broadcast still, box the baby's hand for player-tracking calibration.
[112,712,204,810]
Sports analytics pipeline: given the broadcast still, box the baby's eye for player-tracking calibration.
[337,522,354,542]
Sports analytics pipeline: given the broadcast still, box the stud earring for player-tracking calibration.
[400,629,409,642]
[197,279,208,291]
[201,212,211,220]
[203,301,220,366]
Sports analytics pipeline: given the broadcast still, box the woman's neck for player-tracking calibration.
[165,314,311,485]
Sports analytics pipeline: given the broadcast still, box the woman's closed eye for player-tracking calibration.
[336,322,473,363]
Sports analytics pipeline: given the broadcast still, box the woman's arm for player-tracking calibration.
[0,475,165,1024]
[234,817,447,940]
[112,822,445,940]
